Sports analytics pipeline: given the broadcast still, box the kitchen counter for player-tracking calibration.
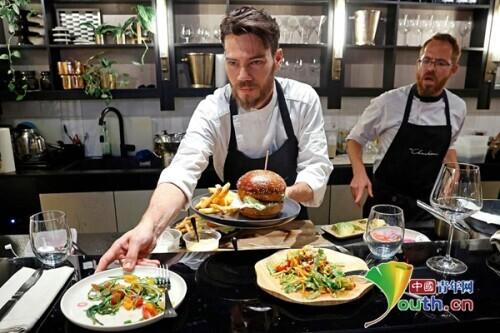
[1,238,500,332]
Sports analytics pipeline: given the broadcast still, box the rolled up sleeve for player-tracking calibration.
[346,96,385,146]
[295,90,333,207]
[158,99,218,209]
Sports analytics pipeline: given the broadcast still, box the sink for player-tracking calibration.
[64,157,161,171]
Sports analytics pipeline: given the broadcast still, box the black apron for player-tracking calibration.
[363,84,452,224]
[223,80,308,219]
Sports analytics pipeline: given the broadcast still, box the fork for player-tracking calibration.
[158,264,177,318]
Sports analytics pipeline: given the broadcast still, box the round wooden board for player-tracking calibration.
[254,248,373,306]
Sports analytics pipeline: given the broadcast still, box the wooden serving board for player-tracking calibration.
[254,248,373,306]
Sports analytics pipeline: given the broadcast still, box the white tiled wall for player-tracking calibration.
[1,95,499,157]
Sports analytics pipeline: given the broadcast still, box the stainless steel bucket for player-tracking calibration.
[352,10,381,46]
[181,53,215,88]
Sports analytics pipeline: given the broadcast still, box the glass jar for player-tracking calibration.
[22,71,39,90]
[40,71,52,90]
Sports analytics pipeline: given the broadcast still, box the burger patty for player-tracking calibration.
[237,189,284,203]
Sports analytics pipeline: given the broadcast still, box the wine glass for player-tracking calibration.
[180,24,192,43]
[426,163,483,275]
[399,14,410,46]
[458,18,472,48]
[29,210,72,267]
[364,204,405,263]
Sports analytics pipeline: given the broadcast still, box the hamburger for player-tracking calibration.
[237,169,286,219]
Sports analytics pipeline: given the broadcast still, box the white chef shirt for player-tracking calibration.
[347,84,466,172]
[158,77,333,207]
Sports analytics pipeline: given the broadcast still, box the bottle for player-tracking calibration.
[40,71,52,90]
[100,121,112,156]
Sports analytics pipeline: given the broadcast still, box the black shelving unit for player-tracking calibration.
[1,0,497,110]
[0,88,160,101]
[0,0,160,103]
[335,0,495,109]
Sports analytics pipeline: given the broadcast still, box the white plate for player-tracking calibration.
[404,229,430,243]
[60,266,187,331]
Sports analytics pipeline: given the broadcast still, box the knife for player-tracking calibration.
[0,268,43,321]
[343,269,368,276]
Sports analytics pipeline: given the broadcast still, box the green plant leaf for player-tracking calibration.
[16,94,25,101]
[11,50,21,58]
[0,53,9,60]
[12,4,20,15]
[8,82,15,92]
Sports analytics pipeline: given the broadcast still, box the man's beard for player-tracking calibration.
[416,71,449,96]
[232,66,276,110]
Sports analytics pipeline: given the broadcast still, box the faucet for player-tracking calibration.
[98,107,135,158]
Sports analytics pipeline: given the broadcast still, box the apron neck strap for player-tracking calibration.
[403,84,451,126]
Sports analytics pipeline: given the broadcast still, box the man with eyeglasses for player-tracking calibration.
[346,33,466,225]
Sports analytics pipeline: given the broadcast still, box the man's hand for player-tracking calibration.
[95,222,159,273]
[347,139,374,206]
[350,173,373,206]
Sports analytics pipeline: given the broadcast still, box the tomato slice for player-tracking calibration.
[142,302,157,319]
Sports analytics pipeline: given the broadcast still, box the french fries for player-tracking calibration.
[194,182,238,216]
[175,214,219,234]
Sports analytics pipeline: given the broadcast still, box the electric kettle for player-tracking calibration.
[14,128,47,161]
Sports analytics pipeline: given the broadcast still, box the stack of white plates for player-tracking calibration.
[52,26,72,44]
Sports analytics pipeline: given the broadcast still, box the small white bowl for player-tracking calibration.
[152,228,182,253]
[183,228,221,252]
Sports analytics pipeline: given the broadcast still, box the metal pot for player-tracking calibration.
[153,131,185,167]
[13,128,47,162]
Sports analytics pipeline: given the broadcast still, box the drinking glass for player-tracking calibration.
[29,210,72,267]
[458,18,472,48]
[426,163,482,275]
[364,205,405,261]
[180,24,192,43]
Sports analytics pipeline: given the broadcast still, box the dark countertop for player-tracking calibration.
[1,238,500,332]
[1,155,498,234]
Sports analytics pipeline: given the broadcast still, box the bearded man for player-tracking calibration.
[347,33,466,225]
[96,6,332,272]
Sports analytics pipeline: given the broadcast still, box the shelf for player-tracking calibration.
[0,88,160,101]
[449,88,479,97]
[395,46,484,52]
[346,44,395,49]
[49,44,154,49]
[281,43,328,48]
[230,0,328,4]
[347,0,398,5]
[341,87,479,97]
[51,0,151,3]
[399,2,490,10]
[174,43,223,48]
[342,87,386,96]
[175,87,215,97]
[0,44,47,50]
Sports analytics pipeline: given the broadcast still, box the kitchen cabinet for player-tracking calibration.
[39,191,117,233]
[307,185,332,225]
[329,184,364,222]
[114,190,153,232]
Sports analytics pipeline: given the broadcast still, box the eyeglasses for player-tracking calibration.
[417,57,452,69]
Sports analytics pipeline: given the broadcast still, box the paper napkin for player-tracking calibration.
[471,211,500,226]
[0,266,74,331]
